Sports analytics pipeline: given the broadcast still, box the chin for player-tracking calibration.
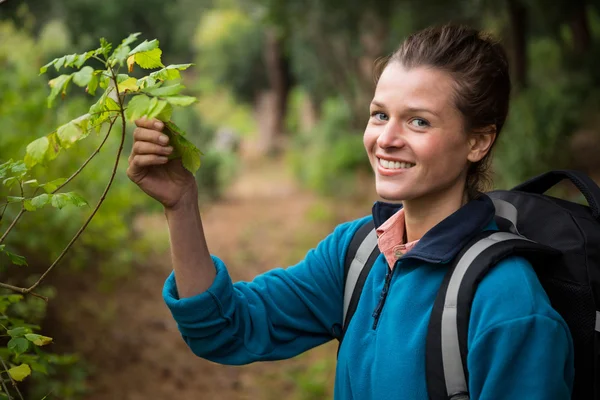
[375,182,409,203]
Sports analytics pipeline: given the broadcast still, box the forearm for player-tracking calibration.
[164,190,215,298]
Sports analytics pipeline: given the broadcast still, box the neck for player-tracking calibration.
[402,183,468,243]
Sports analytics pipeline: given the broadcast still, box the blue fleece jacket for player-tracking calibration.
[163,195,574,399]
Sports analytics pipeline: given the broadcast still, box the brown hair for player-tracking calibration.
[375,25,511,198]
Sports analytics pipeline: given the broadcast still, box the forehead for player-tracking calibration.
[373,63,457,112]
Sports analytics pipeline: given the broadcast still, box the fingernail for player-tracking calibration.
[165,146,173,154]
[154,121,164,130]
[159,135,169,144]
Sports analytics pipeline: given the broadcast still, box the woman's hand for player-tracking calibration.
[127,117,198,210]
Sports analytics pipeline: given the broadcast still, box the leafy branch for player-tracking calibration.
[0,33,202,388]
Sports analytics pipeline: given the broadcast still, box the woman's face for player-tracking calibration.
[364,63,479,203]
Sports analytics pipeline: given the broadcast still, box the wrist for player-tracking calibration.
[164,186,199,217]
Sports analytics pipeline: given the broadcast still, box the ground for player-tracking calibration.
[45,154,375,400]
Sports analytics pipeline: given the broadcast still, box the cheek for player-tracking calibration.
[363,125,377,153]
[417,133,470,167]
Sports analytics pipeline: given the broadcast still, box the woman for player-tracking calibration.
[127,25,574,399]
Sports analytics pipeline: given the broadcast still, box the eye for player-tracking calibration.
[409,118,430,128]
[371,111,389,122]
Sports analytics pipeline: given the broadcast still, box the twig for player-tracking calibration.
[0,371,12,400]
[24,68,127,293]
[0,283,48,301]
[1,112,118,244]
[52,116,117,193]
[0,66,129,297]
[0,209,25,245]
[0,356,23,400]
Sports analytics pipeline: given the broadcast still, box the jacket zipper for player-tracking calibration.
[372,267,394,329]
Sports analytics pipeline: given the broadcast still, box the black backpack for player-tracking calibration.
[341,170,600,400]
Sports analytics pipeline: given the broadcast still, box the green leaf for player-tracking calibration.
[7,337,29,355]
[72,66,94,87]
[25,333,53,346]
[134,48,164,69]
[7,196,24,203]
[57,121,84,148]
[8,364,31,382]
[164,96,197,107]
[148,63,192,82]
[53,56,66,71]
[147,99,169,120]
[24,136,50,168]
[23,179,39,187]
[125,94,152,121]
[2,177,17,188]
[64,53,78,68]
[24,193,51,211]
[8,327,28,337]
[45,132,62,163]
[128,39,159,55]
[89,92,119,126]
[39,178,67,194]
[117,77,140,93]
[74,51,95,69]
[51,192,88,209]
[165,120,187,136]
[40,60,54,74]
[111,33,141,65]
[7,251,27,266]
[96,38,112,58]
[87,72,100,96]
[144,83,184,97]
[119,33,141,50]
[165,121,202,174]
[47,74,73,107]
[155,103,173,121]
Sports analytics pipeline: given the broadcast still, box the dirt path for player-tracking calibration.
[47,155,374,400]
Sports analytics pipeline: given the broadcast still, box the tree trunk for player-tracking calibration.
[259,28,291,156]
[569,0,591,54]
[507,0,528,90]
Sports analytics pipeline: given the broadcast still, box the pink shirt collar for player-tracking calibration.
[376,208,419,270]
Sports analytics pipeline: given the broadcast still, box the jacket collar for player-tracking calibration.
[371,194,496,264]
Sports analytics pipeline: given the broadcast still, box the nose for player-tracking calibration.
[376,119,406,149]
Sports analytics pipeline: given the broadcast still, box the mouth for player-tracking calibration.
[377,157,416,170]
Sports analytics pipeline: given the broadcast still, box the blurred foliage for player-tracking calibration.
[287,94,371,197]
[0,15,235,398]
[2,0,600,397]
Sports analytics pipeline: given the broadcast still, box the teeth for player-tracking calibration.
[379,158,414,170]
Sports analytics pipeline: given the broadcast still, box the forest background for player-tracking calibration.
[1,0,600,398]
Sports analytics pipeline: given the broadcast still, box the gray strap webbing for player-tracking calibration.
[596,311,600,333]
[491,198,520,234]
[441,232,529,398]
[343,228,378,323]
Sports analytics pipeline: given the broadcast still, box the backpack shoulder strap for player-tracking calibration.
[425,230,559,400]
[341,219,380,340]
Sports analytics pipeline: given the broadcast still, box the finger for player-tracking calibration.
[130,154,169,168]
[133,127,170,145]
[132,141,173,156]
[135,117,164,131]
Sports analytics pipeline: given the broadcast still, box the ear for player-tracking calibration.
[467,125,496,163]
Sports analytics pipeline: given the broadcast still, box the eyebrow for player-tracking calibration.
[370,101,439,118]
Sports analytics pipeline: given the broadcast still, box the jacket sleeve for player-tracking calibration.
[162,217,369,365]
[467,313,574,400]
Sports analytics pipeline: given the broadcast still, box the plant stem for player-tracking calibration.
[0,356,23,400]
[24,68,127,293]
[0,209,25,245]
[53,116,117,193]
[0,371,12,400]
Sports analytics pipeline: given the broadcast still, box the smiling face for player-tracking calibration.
[364,63,482,206]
